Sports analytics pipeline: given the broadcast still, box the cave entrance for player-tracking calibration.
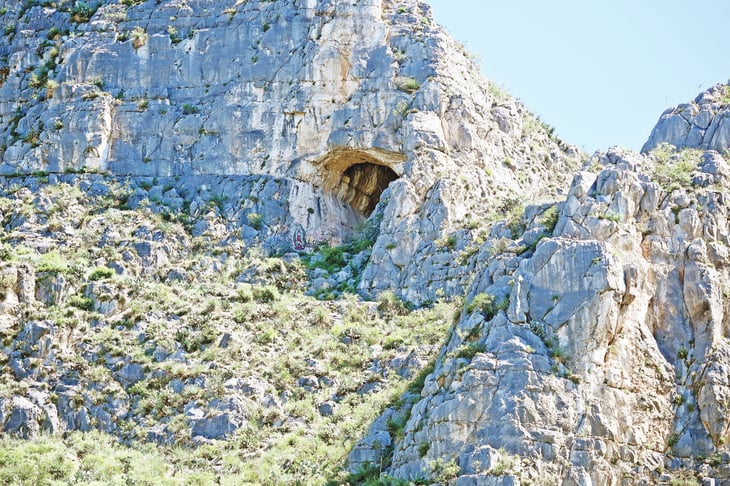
[318,148,404,219]
[338,162,399,217]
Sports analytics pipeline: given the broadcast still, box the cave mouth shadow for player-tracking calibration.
[317,148,403,220]
[339,162,399,218]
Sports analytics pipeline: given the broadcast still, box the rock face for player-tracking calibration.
[0,0,578,303]
[2,0,730,484]
[352,139,730,482]
[643,83,730,153]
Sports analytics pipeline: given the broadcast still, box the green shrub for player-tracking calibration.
[176,324,217,352]
[237,284,254,303]
[397,77,420,93]
[430,458,460,482]
[652,144,700,191]
[540,205,560,235]
[377,290,410,316]
[47,26,62,40]
[454,342,486,360]
[668,433,680,447]
[497,196,526,237]
[37,250,69,273]
[459,245,479,263]
[231,304,253,323]
[343,464,412,486]
[0,273,17,299]
[181,103,199,114]
[383,335,405,350]
[344,218,379,254]
[600,210,621,223]
[88,266,114,281]
[70,1,99,23]
[435,234,457,250]
[386,414,408,441]
[488,450,518,476]
[407,359,435,394]
[466,293,507,320]
[0,435,76,484]
[252,284,280,302]
[310,244,346,274]
[131,26,147,49]
[68,294,93,311]
[247,212,263,229]
[418,441,430,457]
[167,25,182,44]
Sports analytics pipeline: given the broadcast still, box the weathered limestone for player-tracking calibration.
[353,142,730,483]
[3,0,729,483]
[0,0,579,303]
[643,83,730,153]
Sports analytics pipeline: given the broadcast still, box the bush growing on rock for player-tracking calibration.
[88,266,114,281]
[466,292,507,320]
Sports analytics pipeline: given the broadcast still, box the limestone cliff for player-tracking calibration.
[0,0,578,304]
[352,88,730,484]
[2,0,729,484]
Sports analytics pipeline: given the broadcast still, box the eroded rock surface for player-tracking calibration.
[1,0,730,484]
[353,144,730,484]
[0,0,579,303]
[643,83,730,153]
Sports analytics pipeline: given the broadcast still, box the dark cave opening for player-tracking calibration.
[316,148,404,221]
[337,162,400,218]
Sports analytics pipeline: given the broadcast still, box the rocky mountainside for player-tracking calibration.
[0,0,579,307]
[350,87,730,485]
[0,0,729,484]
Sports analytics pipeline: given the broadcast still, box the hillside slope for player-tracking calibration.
[0,0,579,305]
[1,0,729,484]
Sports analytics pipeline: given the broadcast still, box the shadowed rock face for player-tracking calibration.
[339,162,399,217]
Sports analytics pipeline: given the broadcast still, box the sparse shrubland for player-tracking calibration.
[0,175,456,484]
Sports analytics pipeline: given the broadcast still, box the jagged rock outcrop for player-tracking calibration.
[352,133,730,482]
[0,0,579,303]
[643,83,730,153]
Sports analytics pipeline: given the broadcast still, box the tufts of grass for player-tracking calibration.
[651,144,701,192]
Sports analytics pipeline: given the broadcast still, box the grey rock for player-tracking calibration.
[191,413,241,440]
[2,396,41,438]
[115,363,146,387]
[165,267,188,282]
[35,272,73,306]
[296,375,319,391]
[147,424,174,445]
[134,241,152,258]
[168,379,185,394]
[318,401,337,417]
[76,407,92,432]
[643,83,730,153]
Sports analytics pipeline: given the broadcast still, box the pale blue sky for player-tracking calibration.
[429,1,730,152]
